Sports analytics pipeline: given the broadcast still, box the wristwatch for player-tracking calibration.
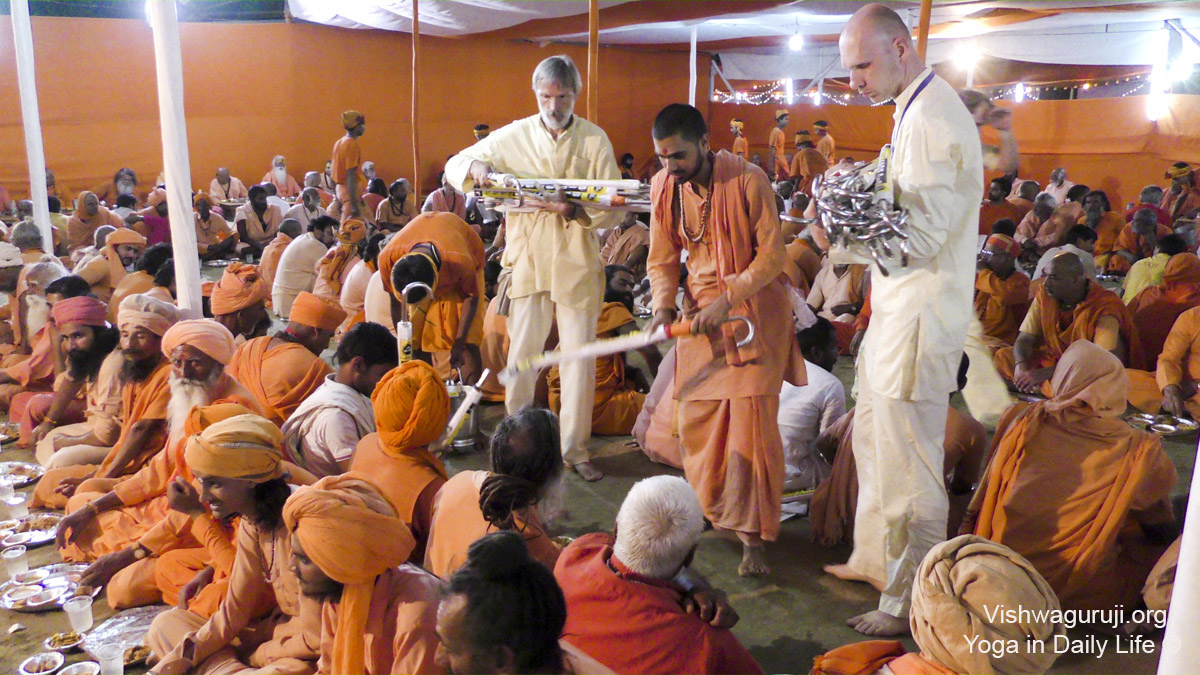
[131,545,149,561]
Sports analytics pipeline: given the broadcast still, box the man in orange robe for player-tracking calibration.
[767,109,790,181]
[1163,161,1200,221]
[55,320,261,565]
[646,104,805,576]
[261,155,302,199]
[978,177,1023,237]
[599,212,650,279]
[285,475,443,675]
[556,476,761,675]
[76,228,146,303]
[730,119,748,159]
[32,294,178,509]
[66,191,125,255]
[210,262,272,343]
[995,252,1143,396]
[549,266,660,436]
[332,110,367,222]
[1106,207,1174,275]
[1127,252,1200,362]
[193,193,237,261]
[379,211,486,382]
[964,340,1177,611]
[226,292,342,426]
[349,361,450,561]
[1006,179,1038,223]
[1128,303,1200,419]
[784,236,823,295]
[424,408,562,580]
[974,233,1030,350]
[814,120,836,164]
[1079,189,1126,271]
[789,146,828,198]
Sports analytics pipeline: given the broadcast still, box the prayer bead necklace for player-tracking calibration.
[677,173,714,244]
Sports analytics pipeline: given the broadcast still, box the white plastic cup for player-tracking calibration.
[5,495,29,519]
[64,595,94,633]
[2,544,27,579]
[93,641,123,675]
[0,478,14,501]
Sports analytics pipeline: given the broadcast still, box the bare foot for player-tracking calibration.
[847,610,909,636]
[569,461,604,482]
[739,544,770,576]
[823,563,885,592]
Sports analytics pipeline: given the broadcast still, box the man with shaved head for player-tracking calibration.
[824,4,983,636]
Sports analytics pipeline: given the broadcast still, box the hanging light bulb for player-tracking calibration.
[789,33,805,51]
[1014,82,1025,103]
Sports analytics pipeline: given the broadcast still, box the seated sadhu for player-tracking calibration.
[0,262,74,412]
[974,233,1030,350]
[31,294,179,510]
[978,176,1023,237]
[964,340,1178,612]
[193,193,238,261]
[259,218,301,290]
[994,252,1143,397]
[425,408,564,580]
[311,218,366,302]
[226,291,342,426]
[235,185,284,258]
[379,211,487,381]
[1106,207,1174,275]
[281,321,398,477]
[210,262,272,343]
[548,265,661,436]
[599,212,650,279]
[1014,192,1057,255]
[147,415,322,675]
[273,215,336,320]
[556,476,762,675]
[1031,224,1099,282]
[76,228,147,303]
[1128,304,1200,419]
[66,191,125,255]
[779,318,845,494]
[1080,189,1125,270]
[107,243,174,324]
[783,231,823,294]
[284,475,443,675]
[1122,233,1189,303]
[350,360,450,560]
[55,320,262,564]
[807,262,869,354]
[812,536,1064,675]
[1163,161,1200,221]
[1126,252,1200,363]
[435,531,613,675]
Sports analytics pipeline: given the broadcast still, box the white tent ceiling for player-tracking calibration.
[287,0,1200,80]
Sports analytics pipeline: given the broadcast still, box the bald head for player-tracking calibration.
[1045,251,1089,305]
[847,3,912,42]
[840,4,922,103]
[303,171,321,189]
[278,218,303,239]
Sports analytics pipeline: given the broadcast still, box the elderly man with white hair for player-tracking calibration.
[445,54,621,481]
[285,187,324,229]
[262,155,301,199]
[554,475,764,675]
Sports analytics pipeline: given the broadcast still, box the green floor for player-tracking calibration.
[0,337,1192,674]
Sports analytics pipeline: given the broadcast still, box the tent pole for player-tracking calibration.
[915,0,932,60]
[147,0,201,319]
[688,26,698,106]
[9,0,54,253]
[412,0,422,196]
[587,0,598,122]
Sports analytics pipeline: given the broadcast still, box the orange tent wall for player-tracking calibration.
[709,94,1200,209]
[0,16,709,201]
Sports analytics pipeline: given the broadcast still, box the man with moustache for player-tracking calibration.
[445,54,621,481]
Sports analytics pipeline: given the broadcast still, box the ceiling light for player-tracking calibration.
[788,33,805,51]
[1014,82,1025,103]
[954,43,980,70]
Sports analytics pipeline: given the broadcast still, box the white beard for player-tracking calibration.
[25,294,50,341]
[167,371,221,435]
[274,167,287,182]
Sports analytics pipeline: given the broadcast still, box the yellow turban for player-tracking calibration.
[910,535,1065,675]
[730,119,744,131]
[161,319,236,365]
[184,413,284,483]
[775,109,789,120]
[813,119,829,129]
[210,262,269,316]
[371,361,450,463]
[175,403,257,482]
[337,218,367,246]
[283,474,416,675]
[117,293,179,337]
[342,110,366,130]
[1166,162,1192,179]
[317,220,367,296]
[289,292,347,331]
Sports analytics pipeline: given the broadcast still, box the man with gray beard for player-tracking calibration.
[57,319,264,566]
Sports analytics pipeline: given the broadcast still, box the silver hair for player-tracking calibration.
[531,54,582,95]
[11,221,44,250]
[1034,192,1057,208]
[1140,184,1165,205]
[612,475,705,579]
[94,225,117,248]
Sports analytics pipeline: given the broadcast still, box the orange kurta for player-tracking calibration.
[1105,223,1174,274]
[478,296,509,403]
[731,136,748,160]
[1128,305,1200,418]
[348,433,446,559]
[259,231,292,290]
[767,127,788,179]
[66,193,125,253]
[1128,253,1200,363]
[31,360,172,509]
[978,199,1023,237]
[788,148,828,197]
[974,268,1031,347]
[1162,186,1200,221]
[548,302,645,436]
[424,470,560,580]
[783,238,822,294]
[332,135,364,210]
[646,150,806,541]
[227,336,333,426]
[1083,211,1126,269]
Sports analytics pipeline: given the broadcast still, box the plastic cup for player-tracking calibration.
[92,641,123,675]
[0,478,15,501]
[5,495,29,519]
[2,544,28,579]
[64,595,94,633]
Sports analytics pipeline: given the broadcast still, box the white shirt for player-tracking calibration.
[266,195,290,217]
[284,202,322,229]
[280,374,375,478]
[831,68,983,401]
[1032,243,1099,281]
[778,361,845,487]
[272,232,327,296]
[1044,180,1075,207]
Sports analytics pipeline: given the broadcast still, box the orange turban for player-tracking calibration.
[338,218,367,246]
[371,361,450,466]
[117,293,178,337]
[146,188,166,207]
[775,109,789,120]
[194,192,212,208]
[174,402,257,482]
[283,474,415,675]
[316,220,366,296]
[342,110,365,130]
[210,262,269,316]
[184,413,284,482]
[289,292,347,331]
[51,296,108,327]
[104,228,148,287]
[985,233,1021,258]
[161,319,236,365]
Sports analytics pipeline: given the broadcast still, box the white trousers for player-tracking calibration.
[849,378,949,617]
[506,292,597,465]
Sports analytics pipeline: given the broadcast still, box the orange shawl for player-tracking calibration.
[226,337,333,426]
[1036,280,1145,369]
[99,360,173,475]
[1130,253,1200,361]
[974,268,1031,345]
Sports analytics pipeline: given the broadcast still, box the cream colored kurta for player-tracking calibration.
[272,232,329,319]
[445,114,620,311]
